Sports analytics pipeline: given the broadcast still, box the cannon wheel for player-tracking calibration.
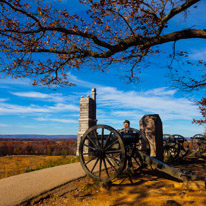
[163,134,179,162]
[191,134,206,153]
[79,125,126,182]
[119,128,150,171]
[172,134,189,158]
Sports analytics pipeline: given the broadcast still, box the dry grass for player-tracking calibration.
[0,155,79,179]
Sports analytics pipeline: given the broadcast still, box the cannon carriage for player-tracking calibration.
[79,125,203,183]
[163,133,206,162]
[79,125,150,182]
[191,134,206,154]
[163,134,189,162]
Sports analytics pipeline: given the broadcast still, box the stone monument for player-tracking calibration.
[140,114,164,161]
[76,88,97,156]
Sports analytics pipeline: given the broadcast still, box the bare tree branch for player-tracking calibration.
[0,0,204,87]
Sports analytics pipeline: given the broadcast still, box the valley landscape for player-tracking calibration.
[0,136,77,179]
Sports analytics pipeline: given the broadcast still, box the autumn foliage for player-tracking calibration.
[0,0,205,87]
[193,97,206,126]
[0,138,77,156]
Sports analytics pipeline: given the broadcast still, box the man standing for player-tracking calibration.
[120,120,133,169]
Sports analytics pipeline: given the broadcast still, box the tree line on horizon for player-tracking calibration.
[0,138,77,156]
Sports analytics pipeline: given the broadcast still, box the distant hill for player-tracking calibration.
[0,134,77,139]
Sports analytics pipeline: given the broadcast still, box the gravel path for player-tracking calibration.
[0,162,86,206]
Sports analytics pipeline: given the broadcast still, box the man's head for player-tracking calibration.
[123,120,130,128]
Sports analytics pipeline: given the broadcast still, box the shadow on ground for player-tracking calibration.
[34,158,206,206]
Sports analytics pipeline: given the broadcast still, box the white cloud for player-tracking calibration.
[48,103,79,111]
[190,48,206,60]
[12,92,49,99]
[97,118,123,125]
[12,91,65,102]
[68,73,101,88]
[0,123,9,127]
[0,102,79,115]
[0,85,9,89]
[66,75,200,123]
[22,125,37,129]
[0,78,31,85]
[35,117,77,123]
[143,87,177,96]
[110,111,142,118]
[0,98,7,102]
[96,86,200,121]
[0,103,51,114]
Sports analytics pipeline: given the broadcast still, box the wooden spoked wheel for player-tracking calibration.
[172,134,189,158]
[191,134,206,153]
[163,134,179,162]
[119,128,150,171]
[79,125,126,182]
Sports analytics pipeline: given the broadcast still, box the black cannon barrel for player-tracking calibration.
[122,133,140,144]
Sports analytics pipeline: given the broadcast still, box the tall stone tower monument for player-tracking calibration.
[76,88,97,155]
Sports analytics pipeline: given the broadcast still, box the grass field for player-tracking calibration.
[0,155,79,179]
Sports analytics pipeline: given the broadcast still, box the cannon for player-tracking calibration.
[163,134,206,162]
[79,125,203,183]
[191,134,206,154]
[163,134,189,162]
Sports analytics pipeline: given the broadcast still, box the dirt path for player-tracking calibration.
[0,162,86,206]
[34,158,206,206]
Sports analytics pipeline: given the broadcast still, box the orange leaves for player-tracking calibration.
[63,12,69,18]
[72,25,79,31]
[104,25,111,32]
[6,19,14,28]
[50,33,55,38]
[193,97,206,125]
[49,22,56,27]
[71,14,79,20]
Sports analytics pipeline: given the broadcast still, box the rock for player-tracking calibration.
[164,200,181,206]
[164,183,175,189]
[99,181,112,192]
[182,180,206,190]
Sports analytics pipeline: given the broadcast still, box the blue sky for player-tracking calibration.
[0,0,205,137]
